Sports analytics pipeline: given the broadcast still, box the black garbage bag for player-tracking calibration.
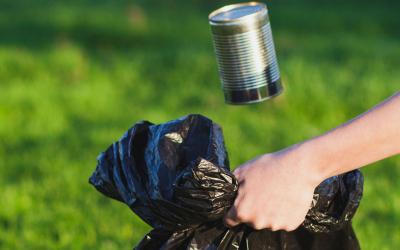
[89,114,363,250]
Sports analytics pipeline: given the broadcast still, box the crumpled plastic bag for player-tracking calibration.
[89,114,363,250]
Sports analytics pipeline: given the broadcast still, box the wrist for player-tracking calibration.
[273,142,327,188]
[296,138,336,184]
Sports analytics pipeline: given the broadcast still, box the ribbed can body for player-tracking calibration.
[209,2,283,104]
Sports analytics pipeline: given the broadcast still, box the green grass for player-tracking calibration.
[0,0,399,249]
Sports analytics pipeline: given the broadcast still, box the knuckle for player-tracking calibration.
[269,224,282,232]
[252,222,265,230]
[235,208,248,221]
[264,223,273,231]
[233,168,241,177]
[285,225,298,232]
[233,197,242,208]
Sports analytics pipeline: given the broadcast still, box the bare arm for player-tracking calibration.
[224,92,400,231]
[302,92,400,180]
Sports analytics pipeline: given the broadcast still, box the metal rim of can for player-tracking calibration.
[208,2,268,35]
[223,80,283,105]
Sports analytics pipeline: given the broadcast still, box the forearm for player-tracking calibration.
[226,93,399,231]
[299,92,400,181]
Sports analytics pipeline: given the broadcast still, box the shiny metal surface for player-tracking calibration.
[209,2,283,105]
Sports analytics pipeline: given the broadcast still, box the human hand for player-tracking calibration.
[224,147,322,231]
[224,92,400,231]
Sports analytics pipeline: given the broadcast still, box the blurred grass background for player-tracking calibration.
[0,0,399,249]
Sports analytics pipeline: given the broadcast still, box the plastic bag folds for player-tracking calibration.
[89,114,363,250]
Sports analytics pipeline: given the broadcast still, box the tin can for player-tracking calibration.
[209,2,283,105]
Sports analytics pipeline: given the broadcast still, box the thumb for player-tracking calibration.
[232,167,243,180]
[224,206,241,228]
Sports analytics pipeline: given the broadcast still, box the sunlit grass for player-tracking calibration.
[0,0,399,249]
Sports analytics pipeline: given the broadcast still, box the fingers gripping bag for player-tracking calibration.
[89,114,363,250]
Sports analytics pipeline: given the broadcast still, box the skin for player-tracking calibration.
[224,92,400,231]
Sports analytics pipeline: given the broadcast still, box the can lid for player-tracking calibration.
[209,2,267,25]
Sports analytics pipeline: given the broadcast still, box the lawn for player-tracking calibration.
[0,0,399,249]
